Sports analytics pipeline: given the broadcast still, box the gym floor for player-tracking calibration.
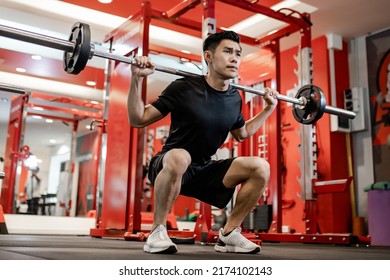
[1,234,389,260]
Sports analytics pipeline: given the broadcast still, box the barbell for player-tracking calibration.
[0,22,356,124]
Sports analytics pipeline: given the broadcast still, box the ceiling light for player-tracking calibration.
[16,67,26,73]
[57,145,70,155]
[32,106,44,111]
[45,119,53,123]
[24,154,38,169]
[267,30,278,36]
[90,100,99,104]
[181,50,191,54]
[31,55,42,60]
[2,0,126,32]
[98,0,112,3]
[86,81,96,86]
[32,115,42,119]
[49,139,57,144]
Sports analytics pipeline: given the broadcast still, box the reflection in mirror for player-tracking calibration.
[0,90,13,195]
[16,114,72,216]
[0,88,103,221]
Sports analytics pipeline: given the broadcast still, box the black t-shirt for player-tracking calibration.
[151,75,245,164]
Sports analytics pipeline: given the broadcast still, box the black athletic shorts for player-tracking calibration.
[148,152,236,209]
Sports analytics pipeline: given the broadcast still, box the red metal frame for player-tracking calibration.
[91,6,146,239]
[90,123,104,213]
[252,177,371,245]
[0,94,28,213]
[163,0,201,19]
[89,0,326,245]
[268,39,282,233]
[0,88,99,214]
[150,44,202,62]
[127,0,152,234]
[219,0,310,28]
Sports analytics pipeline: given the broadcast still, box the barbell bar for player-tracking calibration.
[0,22,356,124]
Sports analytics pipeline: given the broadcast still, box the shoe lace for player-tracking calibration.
[227,228,256,248]
[149,225,170,242]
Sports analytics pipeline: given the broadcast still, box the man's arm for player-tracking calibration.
[127,56,164,128]
[230,88,278,142]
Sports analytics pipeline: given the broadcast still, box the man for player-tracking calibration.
[128,31,278,254]
[25,167,42,215]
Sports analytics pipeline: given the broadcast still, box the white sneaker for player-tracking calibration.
[214,227,261,254]
[144,225,178,254]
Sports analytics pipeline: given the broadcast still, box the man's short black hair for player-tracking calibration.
[203,31,240,52]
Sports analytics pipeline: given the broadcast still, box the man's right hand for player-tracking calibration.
[131,56,155,77]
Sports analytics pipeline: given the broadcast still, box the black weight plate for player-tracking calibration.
[292,84,326,124]
[63,22,91,74]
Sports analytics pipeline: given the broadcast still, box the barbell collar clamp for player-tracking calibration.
[297,96,307,109]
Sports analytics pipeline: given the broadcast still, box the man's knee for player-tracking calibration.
[242,157,270,184]
[163,149,191,175]
[253,157,270,182]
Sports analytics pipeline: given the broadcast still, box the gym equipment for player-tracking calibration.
[0,22,356,124]
[291,84,326,124]
[63,22,91,74]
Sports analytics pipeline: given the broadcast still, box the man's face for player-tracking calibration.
[207,39,242,79]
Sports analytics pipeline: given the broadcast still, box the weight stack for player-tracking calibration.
[243,205,272,232]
